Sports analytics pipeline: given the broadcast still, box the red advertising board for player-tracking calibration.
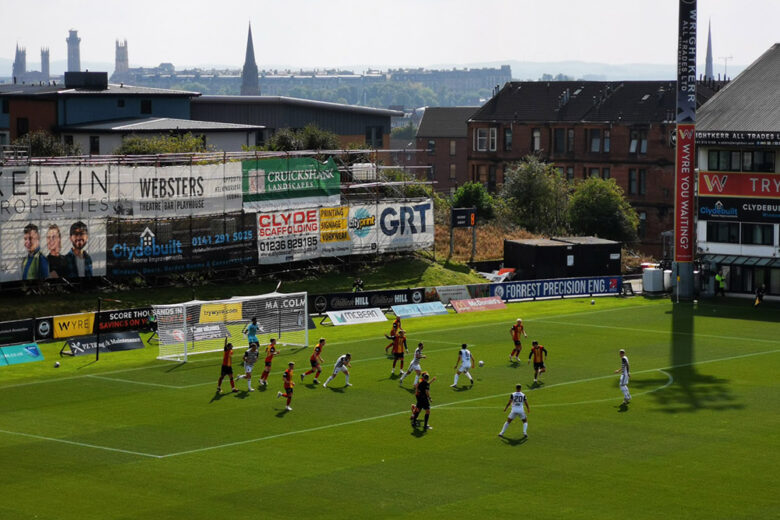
[699,171,780,198]
[450,297,507,313]
[674,124,695,262]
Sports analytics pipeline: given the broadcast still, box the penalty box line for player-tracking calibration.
[2,348,777,459]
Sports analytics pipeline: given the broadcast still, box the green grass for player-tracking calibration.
[1,296,778,519]
[0,256,486,320]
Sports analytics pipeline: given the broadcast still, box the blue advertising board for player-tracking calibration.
[491,276,622,301]
[392,302,449,319]
[0,343,45,366]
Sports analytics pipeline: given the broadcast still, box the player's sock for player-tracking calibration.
[413,374,418,386]
[236,374,244,380]
[229,377,236,390]
[345,374,350,385]
[453,374,459,385]
[315,369,321,378]
[217,376,224,388]
[466,371,473,383]
[523,422,528,435]
[424,412,430,427]
[324,375,334,385]
[305,369,313,376]
[500,422,509,435]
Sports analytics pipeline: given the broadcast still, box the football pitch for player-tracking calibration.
[1,297,778,520]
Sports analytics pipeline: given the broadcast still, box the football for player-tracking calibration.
[54,361,60,368]
[478,360,484,367]
[591,299,595,305]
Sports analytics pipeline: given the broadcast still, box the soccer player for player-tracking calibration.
[399,342,426,386]
[258,338,279,387]
[499,384,529,438]
[322,353,352,388]
[384,316,402,354]
[614,349,631,405]
[389,329,408,376]
[277,362,295,411]
[527,340,548,383]
[302,337,326,384]
[236,343,260,391]
[216,342,238,394]
[410,372,434,430]
[450,343,474,387]
[243,317,260,348]
[509,318,528,362]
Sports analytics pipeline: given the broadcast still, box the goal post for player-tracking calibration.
[153,291,309,361]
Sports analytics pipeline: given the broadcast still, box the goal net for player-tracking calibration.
[153,291,308,361]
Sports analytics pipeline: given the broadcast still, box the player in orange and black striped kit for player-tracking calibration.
[384,316,402,354]
[410,372,434,430]
[509,318,527,362]
[259,338,278,387]
[389,329,408,376]
[216,342,238,394]
[277,361,295,411]
[301,337,326,384]
[528,340,548,383]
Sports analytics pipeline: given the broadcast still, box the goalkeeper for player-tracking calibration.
[243,317,260,348]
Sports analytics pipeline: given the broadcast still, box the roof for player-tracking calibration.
[698,44,780,132]
[193,95,403,117]
[58,117,263,133]
[416,107,479,138]
[0,83,199,98]
[471,80,723,124]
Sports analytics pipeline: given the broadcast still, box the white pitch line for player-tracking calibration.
[0,428,162,459]
[87,374,182,389]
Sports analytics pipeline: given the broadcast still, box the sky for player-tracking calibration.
[1,0,778,72]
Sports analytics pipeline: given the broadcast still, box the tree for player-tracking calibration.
[451,181,495,220]
[113,133,210,154]
[567,177,639,243]
[12,130,81,157]
[266,125,340,151]
[391,123,416,140]
[500,156,569,235]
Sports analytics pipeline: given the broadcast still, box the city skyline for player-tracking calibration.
[2,0,778,74]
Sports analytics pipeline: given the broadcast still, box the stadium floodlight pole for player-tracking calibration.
[673,0,697,301]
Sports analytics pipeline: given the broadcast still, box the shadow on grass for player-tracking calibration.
[209,391,224,404]
[76,359,98,370]
[275,408,291,418]
[324,386,346,393]
[165,362,187,373]
[499,436,528,446]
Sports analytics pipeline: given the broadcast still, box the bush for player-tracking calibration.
[451,181,495,220]
[114,133,210,155]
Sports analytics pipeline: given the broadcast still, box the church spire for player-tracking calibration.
[704,19,714,81]
[241,22,260,95]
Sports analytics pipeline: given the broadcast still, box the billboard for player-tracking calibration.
[491,276,622,301]
[242,157,341,210]
[699,172,780,199]
[698,197,780,223]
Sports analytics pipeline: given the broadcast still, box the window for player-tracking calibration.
[589,129,601,152]
[427,140,435,154]
[638,212,647,239]
[532,128,541,151]
[16,117,29,136]
[566,167,574,181]
[428,165,435,181]
[567,129,574,152]
[603,130,610,153]
[140,99,152,114]
[554,128,565,153]
[117,99,125,108]
[741,223,774,245]
[628,169,647,195]
[365,126,383,147]
[706,222,740,243]
[449,140,456,156]
[89,136,100,155]
[489,127,497,151]
[475,128,487,151]
[708,149,775,172]
[449,164,457,180]
[1,99,8,114]
[629,129,647,154]
[589,168,600,178]
[742,151,753,171]
[602,167,610,179]
[503,127,512,151]
[488,165,497,191]
[63,135,74,147]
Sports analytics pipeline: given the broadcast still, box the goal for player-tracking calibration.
[153,292,309,361]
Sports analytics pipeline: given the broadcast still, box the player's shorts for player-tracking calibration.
[221,365,233,376]
[283,386,294,395]
[393,352,405,360]
[533,361,545,370]
[620,374,630,386]
[416,397,430,410]
[310,359,320,368]
[458,363,472,372]
[513,340,521,347]
[331,365,348,376]
[244,363,255,374]
[408,362,421,372]
[508,408,527,420]
[265,361,273,367]
[248,336,258,346]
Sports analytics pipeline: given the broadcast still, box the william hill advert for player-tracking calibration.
[107,213,256,276]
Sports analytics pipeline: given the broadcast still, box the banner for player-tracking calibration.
[451,297,507,313]
[106,212,256,277]
[0,318,35,346]
[0,343,44,366]
[0,217,106,282]
[327,308,387,326]
[698,197,780,223]
[64,331,145,356]
[491,276,622,301]
[391,302,448,318]
[697,130,780,147]
[95,307,152,333]
[434,285,470,305]
[256,207,320,263]
[376,200,434,253]
[242,157,341,209]
[199,303,243,323]
[309,288,425,314]
[35,317,53,341]
[699,172,780,198]
[53,312,95,339]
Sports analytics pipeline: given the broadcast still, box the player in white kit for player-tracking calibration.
[399,342,426,386]
[499,384,529,438]
[236,343,260,391]
[614,349,631,404]
[323,353,352,388]
[450,343,474,387]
